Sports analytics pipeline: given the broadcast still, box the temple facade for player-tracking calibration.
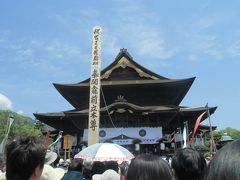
[34,49,217,152]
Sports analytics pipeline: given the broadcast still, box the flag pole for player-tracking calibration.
[0,112,14,154]
[206,103,215,155]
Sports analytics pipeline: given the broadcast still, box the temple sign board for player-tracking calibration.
[88,26,102,145]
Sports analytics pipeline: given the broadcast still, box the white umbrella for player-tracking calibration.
[74,143,134,161]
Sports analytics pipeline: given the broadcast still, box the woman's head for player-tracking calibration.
[5,136,46,180]
[204,139,240,180]
[171,147,206,180]
[126,154,172,180]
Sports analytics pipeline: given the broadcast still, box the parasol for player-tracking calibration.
[74,143,134,161]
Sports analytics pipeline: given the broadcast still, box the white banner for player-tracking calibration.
[183,125,187,148]
[88,26,102,145]
[83,127,162,145]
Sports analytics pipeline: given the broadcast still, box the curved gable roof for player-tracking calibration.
[81,48,168,83]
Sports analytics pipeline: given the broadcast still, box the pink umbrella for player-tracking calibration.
[74,143,134,161]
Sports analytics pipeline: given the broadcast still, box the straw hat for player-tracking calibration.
[40,165,65,180]
[92,169,120,180]
[45,151,57,165]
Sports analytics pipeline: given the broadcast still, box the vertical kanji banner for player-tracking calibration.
[88,26,102,146]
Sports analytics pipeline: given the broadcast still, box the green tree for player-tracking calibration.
[197,127,240,154]
[220,127,240,140]
[0,110,10,140]
[195,144,210,157]
[0,110,43,142]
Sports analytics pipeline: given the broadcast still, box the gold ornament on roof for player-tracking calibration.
[101,56,158,80]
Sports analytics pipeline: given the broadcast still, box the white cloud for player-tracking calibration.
[173,14,231,61]
[80,8,98,18]
[195,17,218,30]
[102,32,119,58]
[52,13,68,25]
[106,3,176,61]
[0,93,12,110]
[0,36,87,77]
[45,40,82,59]
[228,40,240,57]
[136,34,174,60]
[17,110,24,115]
[104,22,173,61]
[188,54,198,61]
[126,24,175,60]
[184,33,224,61]
[197,35,224,59]
[18,48,34,57]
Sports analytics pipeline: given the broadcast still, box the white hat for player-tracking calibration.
[45,151,57,165]
[0,172,6,180]
[40,165,65,180]
[92,169,120,180]
[59,158,64,165]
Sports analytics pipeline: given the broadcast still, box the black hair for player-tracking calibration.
[204,139,240,180]
[5,136,46,180]
[68,159,83,172]
[91,161,105,176]
[171,147,206,180]
[126,154,172,180]
[119,161,128,176]
[104,161,119,172]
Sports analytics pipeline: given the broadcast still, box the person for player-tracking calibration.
[0,153,4,176]
[40,164,65,180]
[92,169,120,180]
[82,160,92,180]
[104,161,119,173]
[61,159,83,180]
[126,154,172,180]
[44,150,58,166]
[204,139,240,180]
[119,161,128,180]
[91,161,105,177]
[171,147,206,180]
[204,155,212,165]
[4,136,47,180]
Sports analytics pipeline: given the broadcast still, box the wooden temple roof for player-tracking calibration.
[34,48,217,135]
[82,48,168,82]
[53,48,195,109]
[54,77,195,109]
[34,103,217,134]
[198,124,217,131]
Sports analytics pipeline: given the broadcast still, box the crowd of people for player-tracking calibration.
[0,136,240,180]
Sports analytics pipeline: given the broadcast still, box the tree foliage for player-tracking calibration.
[195,144,211,157]
[0,110,43,142]
[220,127,240,140]
[196,127,240,156]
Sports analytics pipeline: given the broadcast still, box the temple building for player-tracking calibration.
[34,49,217,152]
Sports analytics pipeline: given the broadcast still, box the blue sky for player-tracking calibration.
[0,0,239,130]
